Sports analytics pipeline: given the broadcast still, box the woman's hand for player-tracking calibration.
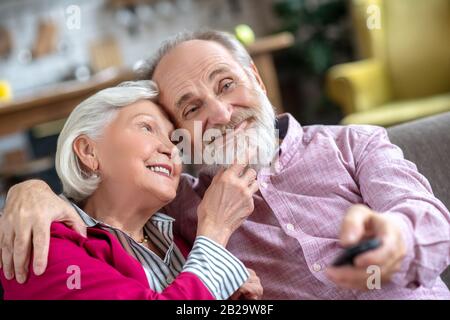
[230,268,263,300]
[0,180,85,283]
[196,163,258,247]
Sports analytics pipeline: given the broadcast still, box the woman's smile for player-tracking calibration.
[146,163,173,179]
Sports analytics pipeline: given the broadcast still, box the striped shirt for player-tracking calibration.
[69,202,249,300]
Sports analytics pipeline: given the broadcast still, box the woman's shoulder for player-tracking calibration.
[0,223,107,299]
[49,222,131,262]
[1,223,148,299]
[50,221,107,243]
[49,222,106,257]
[50,221,84,241]
[43,222,111,270]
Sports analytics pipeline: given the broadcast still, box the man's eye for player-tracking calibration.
[220,80,235,93]
[184,105,200,118]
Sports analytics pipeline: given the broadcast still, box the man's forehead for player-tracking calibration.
[153,40,241,111]
[153,40,237,80]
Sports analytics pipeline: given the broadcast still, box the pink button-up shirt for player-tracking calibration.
[165,113,450,299]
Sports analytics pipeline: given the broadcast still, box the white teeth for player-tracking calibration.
[148,165,170,176]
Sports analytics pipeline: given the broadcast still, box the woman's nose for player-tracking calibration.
[158,138,175,159]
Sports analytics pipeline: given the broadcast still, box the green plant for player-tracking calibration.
[274,0,352,74]
[272,0,354,124]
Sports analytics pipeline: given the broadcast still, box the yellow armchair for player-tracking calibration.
[327,0,450,126]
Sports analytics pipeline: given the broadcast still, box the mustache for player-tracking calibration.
[210,108,257,136]
[199,83,277,172]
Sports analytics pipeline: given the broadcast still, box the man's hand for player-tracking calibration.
[230,268,263,300]
[0,180,85,283]
[326,204,406,290]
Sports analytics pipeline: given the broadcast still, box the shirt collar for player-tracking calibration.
[276,113,303,155]
[257,113,304,176]
[64,197,175,238]
[195,113,304,179]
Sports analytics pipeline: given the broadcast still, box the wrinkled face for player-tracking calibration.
[95,100,181,204]
[153,40,277,170]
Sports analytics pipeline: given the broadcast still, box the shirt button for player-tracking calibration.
[260,182,268,189]
[312,263,322,272]
[286,223,295,231]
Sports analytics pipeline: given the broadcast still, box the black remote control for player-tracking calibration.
[332,238,381,267]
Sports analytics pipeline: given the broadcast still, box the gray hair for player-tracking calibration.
[140,29,254,81]
[55,80,159,202]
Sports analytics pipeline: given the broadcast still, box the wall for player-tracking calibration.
[0,0,279,97]
[0,0,281,205]
[0,0,280,161]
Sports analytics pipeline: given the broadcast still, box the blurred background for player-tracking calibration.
[0,0,449,207]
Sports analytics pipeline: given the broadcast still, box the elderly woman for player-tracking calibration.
[0,81,261,300]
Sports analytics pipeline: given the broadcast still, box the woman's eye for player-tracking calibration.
[142,124,153,132]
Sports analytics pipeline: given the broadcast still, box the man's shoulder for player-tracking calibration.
[303,123,384,138]
[280,113,386,146]
[288,123,391,165]
[301,123,387,147]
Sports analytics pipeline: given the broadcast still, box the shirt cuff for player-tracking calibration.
[383,212,418,288]
[182,236,249,300]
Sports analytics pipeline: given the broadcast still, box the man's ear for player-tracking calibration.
[250,61,267,94]
[73,135,99,173]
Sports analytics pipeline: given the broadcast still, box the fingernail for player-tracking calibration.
[4,271,13,280]
[34,264,44,276]
[16,273,25,284]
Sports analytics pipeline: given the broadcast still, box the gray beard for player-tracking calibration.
[200,89,278,175]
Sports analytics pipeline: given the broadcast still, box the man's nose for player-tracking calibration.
[207,99,233,126]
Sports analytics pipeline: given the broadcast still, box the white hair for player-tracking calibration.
[140,29,256,81]
[55,80,159,202]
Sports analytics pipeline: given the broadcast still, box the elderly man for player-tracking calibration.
[1,30,450,299]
